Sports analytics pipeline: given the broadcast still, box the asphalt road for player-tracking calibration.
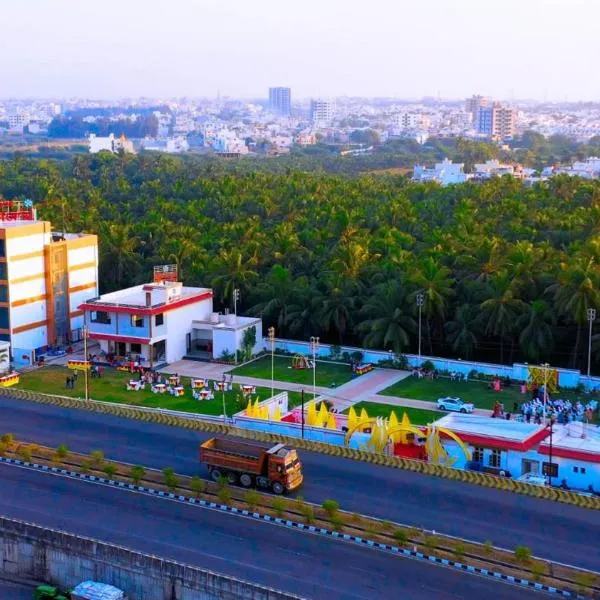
[0,578,34,599]
[1,396,600,571]
[0,465,541,600]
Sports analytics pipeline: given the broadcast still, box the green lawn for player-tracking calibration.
[380,376,590,411]
[231,355,353,388]
[16,366,303,417]
[344,401,441,426]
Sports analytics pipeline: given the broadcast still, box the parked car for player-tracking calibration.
[436,396,474,413]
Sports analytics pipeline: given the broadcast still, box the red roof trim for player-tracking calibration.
[79,291,212,316]
[538,445,600,464]
[442,427,550,452]
[88,332,151,345]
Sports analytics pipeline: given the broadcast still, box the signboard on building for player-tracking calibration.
[0,199,35,222]
[153,264,178,283]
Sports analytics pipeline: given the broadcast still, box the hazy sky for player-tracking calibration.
[2,0,599,101]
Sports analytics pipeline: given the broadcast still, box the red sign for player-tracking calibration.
[153,264,178,283]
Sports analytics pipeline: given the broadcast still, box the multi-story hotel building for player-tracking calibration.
[0,200,98,364]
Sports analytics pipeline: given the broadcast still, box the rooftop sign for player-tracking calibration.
[0,199,35,222]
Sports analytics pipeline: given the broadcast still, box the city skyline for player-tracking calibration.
[2,0,600,101]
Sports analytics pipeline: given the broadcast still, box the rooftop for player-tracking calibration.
[539,423,600,462]
[193,314,261,331]
[434,413,548,450]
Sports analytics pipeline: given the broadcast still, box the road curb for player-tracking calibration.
[5,387,600,511]
[0,456,589,598]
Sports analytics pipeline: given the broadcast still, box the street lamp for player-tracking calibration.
[416,293,424,367]
[268,326,275,401]
[547,415,555,486]
[541,362,550,421]
[310,336,320,402]
[83,320,89,402]
[587,308,596,378]
[222,385,227,424]
[233,288,240,317]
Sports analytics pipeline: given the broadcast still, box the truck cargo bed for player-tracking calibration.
[200,438,271,475]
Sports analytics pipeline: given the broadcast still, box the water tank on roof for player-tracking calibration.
[210,312,219,324]
[225,313,236,326]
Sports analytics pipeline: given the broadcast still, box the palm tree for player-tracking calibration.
[284,285,323,339]
[211,248,258,307]
[99,222,140,290]
[547,256,600,367]
[319,279,356,343]
[357,281,416,354]
[444,304,479,360]
[517,300,555,362]
[479,271,526,363]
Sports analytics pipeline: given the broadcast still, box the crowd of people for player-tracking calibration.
[517,386,598,424]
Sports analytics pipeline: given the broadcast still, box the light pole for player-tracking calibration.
[416,293,424,367]
[233,288,240,317]
[268,326,275,401]
[547,415,555,486]
[222,386,227,423]
[310,336,319,402]
[587,308,596,378]
[541,362,550,421]
[83,321,89,402]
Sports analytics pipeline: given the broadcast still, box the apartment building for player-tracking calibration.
[465,94,488,123]
[268,87,291,116]
[477,103,517,139]
[310,99,335,125]
[0,200,98,363]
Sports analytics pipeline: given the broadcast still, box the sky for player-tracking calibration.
[1,0,600,101]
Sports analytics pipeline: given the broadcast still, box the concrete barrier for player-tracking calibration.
[0,516,303,600]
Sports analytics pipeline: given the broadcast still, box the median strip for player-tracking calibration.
[0,435,598,598]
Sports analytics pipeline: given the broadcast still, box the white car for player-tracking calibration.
[436,396,474,413]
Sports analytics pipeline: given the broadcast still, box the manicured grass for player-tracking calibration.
[380,376,589,411]
[231,355,353,388]
[344,401,442,426]
[16,366,303,417]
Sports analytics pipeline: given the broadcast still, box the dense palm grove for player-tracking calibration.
[1,153,600,370]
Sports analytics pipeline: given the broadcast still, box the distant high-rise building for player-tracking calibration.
[268,87,291,115]
[477,103,516,139]
[465,94,488,124]
[310,99,335,125]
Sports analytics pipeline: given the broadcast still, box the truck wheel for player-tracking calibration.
[272,481,285,495]
[256,477,269,488]
[211,469,222,482]
[226,472,238,484]
[240,473,253,488]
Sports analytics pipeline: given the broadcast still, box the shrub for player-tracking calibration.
[16,445,31,462]
[0,433,14,446]
[0,442,7,457]
[80,460,91,474]
[530,561,545,582]
[190,476,205,497]
[271,497,286,517]
[103,463,117,480]
[216,475,229,489]
[329,514,345,531]
[56,444,69,460]
[321,499,339,517]
[422,360,435,371]
[483,540,494,555]
[452,542,466,560]
[130,465,145,485]
[244,489,260,512]
[217,485,232,506]
[301,504,315,524]
[514,545,532,564]
[350,512,362,524]
[393,529,408,546]
[351,351,364,364]
[294,496,306,512]
[575,573,596,594]
[381,520,394,531]
[89,450,104,469]
[162,467,179,492]
[422,535,438,555]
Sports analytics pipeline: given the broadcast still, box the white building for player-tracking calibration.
[88,134,135,154]
[81,280,261,366]
[396,113,430,129]
[310,99,335,126]
[0,200,98,364]
[8,113,30,133]
[559,157,600,179]
[413,158,468,186]
[473,159,515,179]
[213,133,249,154]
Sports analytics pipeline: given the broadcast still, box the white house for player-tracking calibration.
[80,280,261,366]
[89,134,135,154]
[413,158,468,186]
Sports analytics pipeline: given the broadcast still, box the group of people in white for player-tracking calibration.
[518,392,597,424]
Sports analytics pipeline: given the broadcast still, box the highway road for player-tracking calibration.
[0,465,542,600]
[1,396,600,571]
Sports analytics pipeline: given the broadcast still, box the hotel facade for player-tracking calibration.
[0,201,98,364]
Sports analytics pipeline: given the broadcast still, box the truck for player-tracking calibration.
[199,438,303,494]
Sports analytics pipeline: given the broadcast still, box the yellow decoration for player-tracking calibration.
[388,411,399,443]
[326,413,337,429]
[306,402,317,426]
[272,406,282,421]
[261,406,269,420]
[399,411,413,444]
[359,407,370,431]
[347,406,358,432]
[318,401,329,427]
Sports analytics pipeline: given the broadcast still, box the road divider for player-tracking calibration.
[0,435,598,598]
[4,387,600,511]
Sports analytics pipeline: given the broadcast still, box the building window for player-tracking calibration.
[581,467,586,475]
[488,449,501,468]
[0,307,9,329]
[472,447,484,463]
[574,466,579,473]
[131,315,144,328]
[0,333,9,342]
[91,311,111,325]
[542,462,558,478]
[0,239,5,258]
[0,262,6,280]
[130,343,142,354]
[155,313,164,326]
[0,285,7,302]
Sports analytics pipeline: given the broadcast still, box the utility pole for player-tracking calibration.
[268,327,275,401]
[310,336,319,402]
[541,362,550,421]
[416,293,424,367]
[83,322,89,402]
[233,288,240,317]
[301,389,305,439]
[587,308,596,378]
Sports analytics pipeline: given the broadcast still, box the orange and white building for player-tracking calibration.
[0,200,98,364]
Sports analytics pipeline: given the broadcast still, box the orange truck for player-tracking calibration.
[199,438,303,494]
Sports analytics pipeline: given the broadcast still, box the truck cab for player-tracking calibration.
[266,444,303,492]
